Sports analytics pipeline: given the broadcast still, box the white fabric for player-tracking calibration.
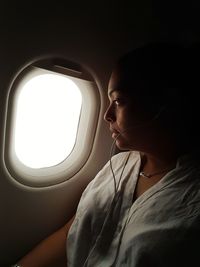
[67,151,200,267]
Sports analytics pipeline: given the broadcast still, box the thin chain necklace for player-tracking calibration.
[139,166,173,178]
[139,153,174,178]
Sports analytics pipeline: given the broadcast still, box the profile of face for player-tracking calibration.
[104,43,196,154]
[104,67,159,151]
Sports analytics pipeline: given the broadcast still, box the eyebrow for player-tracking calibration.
[108,89,120,97]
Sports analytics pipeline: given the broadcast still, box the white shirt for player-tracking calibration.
[67,151,200,267]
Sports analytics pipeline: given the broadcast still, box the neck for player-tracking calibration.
[138,127,182,173]
[140,152,177,175]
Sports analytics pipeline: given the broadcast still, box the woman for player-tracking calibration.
[15,42,200,267]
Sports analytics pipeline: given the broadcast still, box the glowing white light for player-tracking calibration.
[14,74,82,168]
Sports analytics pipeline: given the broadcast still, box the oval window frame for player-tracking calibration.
[4,59,100,187]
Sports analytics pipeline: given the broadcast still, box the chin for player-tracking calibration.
[115,140,132,151]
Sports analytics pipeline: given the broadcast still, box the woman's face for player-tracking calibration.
[104,68,159,151]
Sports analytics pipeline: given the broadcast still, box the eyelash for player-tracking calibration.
[113,98,121,106]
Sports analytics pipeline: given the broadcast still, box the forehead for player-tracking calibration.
[108,66,139,98]
[108,67,126,96]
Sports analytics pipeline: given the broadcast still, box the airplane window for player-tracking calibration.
[14,73,82,168]
[5,61,100,187]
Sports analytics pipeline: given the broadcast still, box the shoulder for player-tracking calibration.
[92,151,140,182]
[80,151,140,198]
[77,151,140,207]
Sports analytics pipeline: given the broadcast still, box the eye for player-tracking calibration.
[112,97,125,107]
[113,98,124,106]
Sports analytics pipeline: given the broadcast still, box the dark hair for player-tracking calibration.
[117,42,200,149]
[118,42,189,100]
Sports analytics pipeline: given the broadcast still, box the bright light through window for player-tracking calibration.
[14,73,82,169]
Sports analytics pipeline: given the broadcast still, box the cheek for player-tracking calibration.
[118,108,136,124]
[116,110,129,126]
[126,105,151,127]
[116,113,134,134]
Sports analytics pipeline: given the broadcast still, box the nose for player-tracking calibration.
[104,104,116,123]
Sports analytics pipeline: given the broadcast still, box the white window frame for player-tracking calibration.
[4,59,100,187]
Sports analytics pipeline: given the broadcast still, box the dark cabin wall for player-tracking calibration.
[1,1,200,85]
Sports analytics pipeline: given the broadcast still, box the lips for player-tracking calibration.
[110,126,120,139]
[112,132,119,139]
